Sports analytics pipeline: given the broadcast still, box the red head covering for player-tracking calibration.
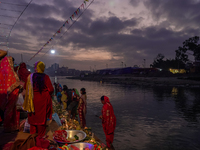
[0,56,20,110]
[18,62,31,83]
[103,96,110,103]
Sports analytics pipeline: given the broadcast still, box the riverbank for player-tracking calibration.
[66,75,200,87]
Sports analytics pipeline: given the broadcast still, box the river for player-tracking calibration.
[51,76,200,150]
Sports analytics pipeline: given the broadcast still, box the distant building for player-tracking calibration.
[44,63,90,77]
[51,63,59,71]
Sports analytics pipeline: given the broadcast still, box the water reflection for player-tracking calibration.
[52,77,200,150]
[173,88,200,123]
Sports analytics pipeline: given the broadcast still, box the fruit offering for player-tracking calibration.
[53,130,70,143]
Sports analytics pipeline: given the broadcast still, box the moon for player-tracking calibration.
[51,50,55,54]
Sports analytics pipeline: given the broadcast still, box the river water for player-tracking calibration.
[52,77,200,150]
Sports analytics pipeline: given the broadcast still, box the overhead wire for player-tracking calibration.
[0,23,13,26]
[5,0,33,49]
[0,14,18,18]
[0,1,27,6]
[0,8,22,12]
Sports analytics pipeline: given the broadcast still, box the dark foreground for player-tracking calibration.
[0,120,114,150]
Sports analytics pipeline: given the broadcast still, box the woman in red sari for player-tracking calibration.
[16,62,31,100]
[0,49,7,125]
[77,88,87,129]
[23,61,54,137]
[100,96,116,148]
[17,62,31,83]
[0,56,21,132]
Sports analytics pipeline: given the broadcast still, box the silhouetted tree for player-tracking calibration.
[176,36,200,62]
[152,53,165,67]
[152,53,185,70]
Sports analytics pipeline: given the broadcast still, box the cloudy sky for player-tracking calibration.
[0,0,200,70]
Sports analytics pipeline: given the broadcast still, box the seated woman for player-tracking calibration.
[23,61,54,138]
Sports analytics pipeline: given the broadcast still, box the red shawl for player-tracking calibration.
[0,56,20,110]
[18,62,31,83]
[101,96,116,134]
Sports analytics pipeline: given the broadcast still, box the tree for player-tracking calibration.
[152,53,165,68]
[175,46,188,63]
[151,54,185,70]
[176,36,200,62]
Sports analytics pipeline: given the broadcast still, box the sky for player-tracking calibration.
[0,0,200,70]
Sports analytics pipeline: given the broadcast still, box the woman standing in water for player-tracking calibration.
[99,96,116,148]
[23,61,54,137]
[0,56,22,132]
[77,88,87,129]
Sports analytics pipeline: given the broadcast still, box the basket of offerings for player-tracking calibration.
[53,130,87,144]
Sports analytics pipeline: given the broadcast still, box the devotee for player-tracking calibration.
[77,88,87,129]
[0,56,22,132]
[67,88,79,119]
[61,85,68,110]
[57,87,62,105]
[23,61,54,138]
[57,82,62,93]
[72,88,80,120]
[17,62,31,83]
[53,82,58,95]
[0,49,7,125]
[99,96,116,148]
[16,62,31,101]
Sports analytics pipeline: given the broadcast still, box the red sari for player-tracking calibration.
[17,62,31,83]
[25,73,54,137]
[78,94,87,128]
[0,56,20,132]
[101,96,116,148]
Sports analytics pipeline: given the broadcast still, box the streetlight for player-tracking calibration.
[143,59,146,68]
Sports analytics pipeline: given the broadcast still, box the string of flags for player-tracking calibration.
[28,0,91,62]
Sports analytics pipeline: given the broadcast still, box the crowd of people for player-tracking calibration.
[54,84,87,129]
[0,49,116,149]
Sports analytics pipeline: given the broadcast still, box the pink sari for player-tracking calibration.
[0,56,20,132]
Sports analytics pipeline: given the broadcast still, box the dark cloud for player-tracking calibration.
[1,0,200,70]
[143,0,200,28]
[129,0,140,7]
